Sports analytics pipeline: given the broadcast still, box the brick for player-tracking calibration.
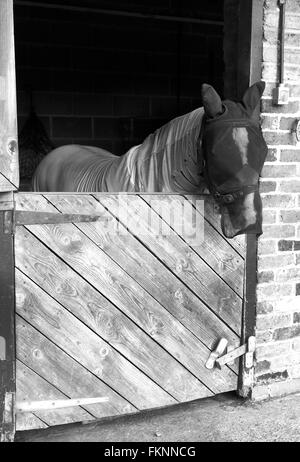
[150,97,178,118]
[113,96,150,117]
[93,118,124,139]
[263,29,300,48]
[251,384,269,401]
[280,117,300,131]
[292,338,300,352]
[256,330,273,343]
[289,365,300,379]
[263,131,296,146]
[260,181,277,194]
[258,254,294,269]
[261,115,280,131]
[257,301,274,315]
[257,370,289,383]
[289,85,300,98]
[279,181,300,193]
[261,98,300,114]
[294,312,300,323]
[133,75,170,96]
[267,148,278,162]
[258,270,274,284]
[276,267,300,282]
[262,209,277,224]
[33,92,74,116]
[74,93,113,116]
[52,117,92,138]
[265,47,300,66]
[261,164,296,178]
[262,194,295,209]
[278,239,294,251]
[280,210,300,223]
[256,313,292,331]
[264,378,300,399]
[273,296,300,312]
[255,360,271,374]
[262,224,295,239]
[257,283,293,299]
[256,341,291,360]
[257,239,277,255]
[280,150,300,162]
[273,324,300,341]
[269,353,300,370]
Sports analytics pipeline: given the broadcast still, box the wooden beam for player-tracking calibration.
[14,1,224,26]
[0,193,16,442]
[0,0,19,191]
[16,397,109,413]
[236,0,264,398]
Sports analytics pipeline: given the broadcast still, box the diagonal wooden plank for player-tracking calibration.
[16,316,137,418]
[0,172,17,191]
[15,194,238,394]
[16,361,93,427]
[93,194,242,335]
[16,269,175,410]
[185,195,246,257]
[15,227,210,403]
[16,412,48,432]
[142,194,244,297]
[43,193,240,357]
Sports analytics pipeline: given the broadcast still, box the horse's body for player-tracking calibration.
[33,83,268,238]
[33,108,205,194]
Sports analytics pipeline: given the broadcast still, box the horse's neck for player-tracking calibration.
[114,107,205,192]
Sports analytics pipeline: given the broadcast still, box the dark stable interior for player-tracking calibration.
[14,0,224,190]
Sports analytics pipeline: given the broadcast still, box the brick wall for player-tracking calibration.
[254,0,300,399]
[14,0,224,178]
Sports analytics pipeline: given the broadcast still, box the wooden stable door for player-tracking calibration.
[14,192,245,431]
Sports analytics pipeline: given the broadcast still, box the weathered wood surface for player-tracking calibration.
[17,361,93,427]
[16,317,137,418]
[16,194,238,391]
[0,197,15,441]
[184,195,246,257]
[93,194,242,334]
[15,193,243,431]
[15,228,209,402]
[143,194,244,296]
[16,270,176,409]
[0,0,19,191]
[43,194,241,350]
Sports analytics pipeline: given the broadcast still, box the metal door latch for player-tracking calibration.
[205,337,256,370]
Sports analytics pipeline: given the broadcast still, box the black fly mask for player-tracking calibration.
[200,81,268,238]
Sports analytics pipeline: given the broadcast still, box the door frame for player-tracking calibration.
[235,0,264,398]
[0,0,264,440]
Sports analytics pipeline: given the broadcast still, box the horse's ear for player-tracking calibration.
[242,81,265,113]
[201,84,223,118]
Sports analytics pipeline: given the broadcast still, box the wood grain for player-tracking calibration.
[16,361,93,428]
[0,0,19,191]
[16,194,238,394]
[184,195,246,257]
[93,194,242,334]
[16,269,175,410]
[16,316,137,418]
[16,412,48,432]
[143,194,244,297]
[15,227,210,402]
[43,194,240,355]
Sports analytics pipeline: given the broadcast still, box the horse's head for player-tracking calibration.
[201,81,268,238]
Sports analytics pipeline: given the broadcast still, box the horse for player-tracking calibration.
[32,81,268,238]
